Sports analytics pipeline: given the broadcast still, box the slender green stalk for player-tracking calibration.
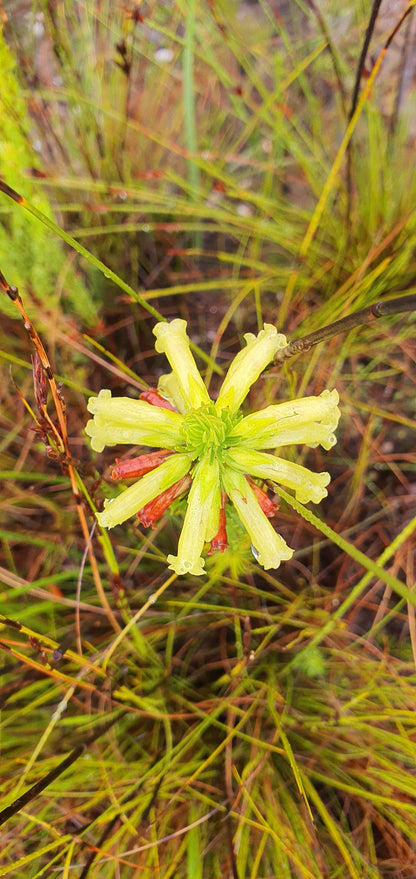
[182,0,202,250]
[183,0,199,192]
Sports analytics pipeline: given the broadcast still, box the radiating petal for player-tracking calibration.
[215,324,287,414]
[167,455,221,576]
[231,389,340,450]
[227,447,331,503]
[153,320,210,410]
[157,372,188,415]
[222,468,293,570]
[86,388,184,452]
[97,453,192,528]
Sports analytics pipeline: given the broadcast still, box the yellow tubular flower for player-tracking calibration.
[215,323,287,413]
[226,447,331,504]
[153,319,210,410]
[86,320,341,576]
[167,456,221,576]
[97,454,192,528]
[222,468,293,569]
[86,389,183,452]
[231,390,340,450]
[157,372,188,415]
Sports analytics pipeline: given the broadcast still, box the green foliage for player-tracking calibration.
[291,644,326,679]
[0,27,96,322]
[0,2,415,877]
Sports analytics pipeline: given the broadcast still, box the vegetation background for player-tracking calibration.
[0,1,415,876]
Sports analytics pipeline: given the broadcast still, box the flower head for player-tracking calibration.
[86,319,340,576]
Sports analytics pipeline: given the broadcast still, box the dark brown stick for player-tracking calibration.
[0,715,122,827]
[272,294,415,365]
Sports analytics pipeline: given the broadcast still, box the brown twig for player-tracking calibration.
[388,9,416,138]
[0,713,123,827]
[345,0,383,234]
[345,2,415,231]
[0,268,120,633]
[272,293,415,365]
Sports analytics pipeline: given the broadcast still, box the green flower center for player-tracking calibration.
[181,404,241,463]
